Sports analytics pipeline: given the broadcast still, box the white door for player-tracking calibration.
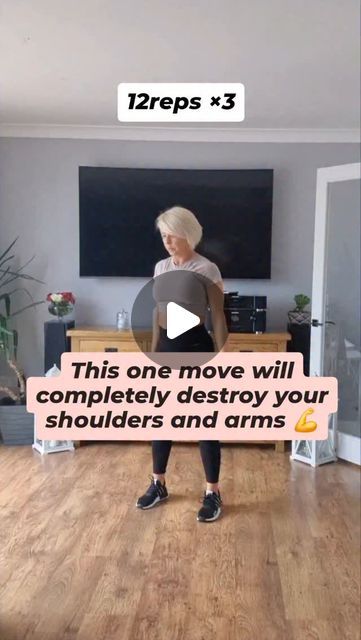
[310,163,361,465]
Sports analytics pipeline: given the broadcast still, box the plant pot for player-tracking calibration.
[287,311,311,326]
[0,404,34,445]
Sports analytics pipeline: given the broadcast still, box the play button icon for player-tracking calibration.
[130,269,228,367]
[166,302,200,339]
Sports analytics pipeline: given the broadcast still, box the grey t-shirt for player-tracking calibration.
[153,252,222,317]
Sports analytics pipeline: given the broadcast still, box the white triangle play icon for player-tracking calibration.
[166,302,200,339]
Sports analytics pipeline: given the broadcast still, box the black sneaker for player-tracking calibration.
[197,491,222,522]
[136,476,169,510]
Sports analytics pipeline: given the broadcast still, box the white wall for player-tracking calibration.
[0,137,359,376]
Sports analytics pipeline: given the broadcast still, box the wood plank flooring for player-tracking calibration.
[0,443,360,640]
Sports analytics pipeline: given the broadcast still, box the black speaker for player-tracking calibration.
[287,323,311,376]
[44,320,75,373]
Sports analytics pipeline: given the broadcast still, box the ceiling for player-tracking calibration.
[0,0,360,132]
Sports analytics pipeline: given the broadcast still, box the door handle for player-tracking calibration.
[311,319,336,327]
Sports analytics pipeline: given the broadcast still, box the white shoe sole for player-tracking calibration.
[136,495,169,510]
[197,507,222,522]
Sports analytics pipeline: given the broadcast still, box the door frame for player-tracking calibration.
[310,162,361,464]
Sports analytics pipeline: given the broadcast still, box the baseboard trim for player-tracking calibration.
[337,429,361,465]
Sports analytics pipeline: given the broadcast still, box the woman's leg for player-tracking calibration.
[199,440,221,490]
[152,441,173,482]
[150,330,173,483]
[136,441,171,509]
[193,329,222,499]
[197,440,222,522]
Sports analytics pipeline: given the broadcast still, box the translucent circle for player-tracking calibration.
[130,271,228,368]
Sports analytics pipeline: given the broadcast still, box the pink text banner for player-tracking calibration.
[26,352,338,441]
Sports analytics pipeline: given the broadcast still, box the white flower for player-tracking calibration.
[51,294,63,303]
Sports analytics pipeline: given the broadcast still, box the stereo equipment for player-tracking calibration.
[44,320,75,373]
[223,293,267,333]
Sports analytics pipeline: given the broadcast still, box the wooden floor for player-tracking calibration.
[0,442,360,640]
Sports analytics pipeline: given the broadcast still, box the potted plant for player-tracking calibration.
[287,294,311,326]
[287,294,311,376]
[0,238,44,445]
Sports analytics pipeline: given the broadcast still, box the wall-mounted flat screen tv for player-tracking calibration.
[79,167,273,279]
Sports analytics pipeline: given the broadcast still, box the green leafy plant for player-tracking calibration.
[0,237,44,403]
[292,294,311,312]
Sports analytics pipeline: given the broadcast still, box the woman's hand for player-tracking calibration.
[218,342,231,353]
[207,281,229,352]
[151,307,160,353]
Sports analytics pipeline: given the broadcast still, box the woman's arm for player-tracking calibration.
[207,281,229,352]
[151,306,160,352]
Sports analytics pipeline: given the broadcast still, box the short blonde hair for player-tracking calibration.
[155,206,203,249]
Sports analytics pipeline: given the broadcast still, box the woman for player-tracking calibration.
[136,206,228,522]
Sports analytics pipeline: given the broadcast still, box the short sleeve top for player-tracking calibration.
[152,252,222,316]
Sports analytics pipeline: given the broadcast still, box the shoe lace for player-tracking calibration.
[199,491,221,506]
[146,474,165,496]
[145,474,157,493]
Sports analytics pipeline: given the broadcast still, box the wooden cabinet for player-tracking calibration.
[67,327,290,354]
[67,327,151,353]
[67,327,291,452]
[225,332,290,353]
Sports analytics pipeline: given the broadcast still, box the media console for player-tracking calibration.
[67,327,291,452]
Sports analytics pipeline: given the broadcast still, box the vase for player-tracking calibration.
[48,302,73,321]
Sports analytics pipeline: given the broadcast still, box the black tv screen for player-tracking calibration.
[79,167,273,279]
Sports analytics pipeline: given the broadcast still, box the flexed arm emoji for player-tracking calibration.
[295,408,318,433]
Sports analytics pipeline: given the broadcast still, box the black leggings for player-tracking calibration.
[152,325,221,484]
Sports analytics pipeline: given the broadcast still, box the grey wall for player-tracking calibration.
[0,137,359,376]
